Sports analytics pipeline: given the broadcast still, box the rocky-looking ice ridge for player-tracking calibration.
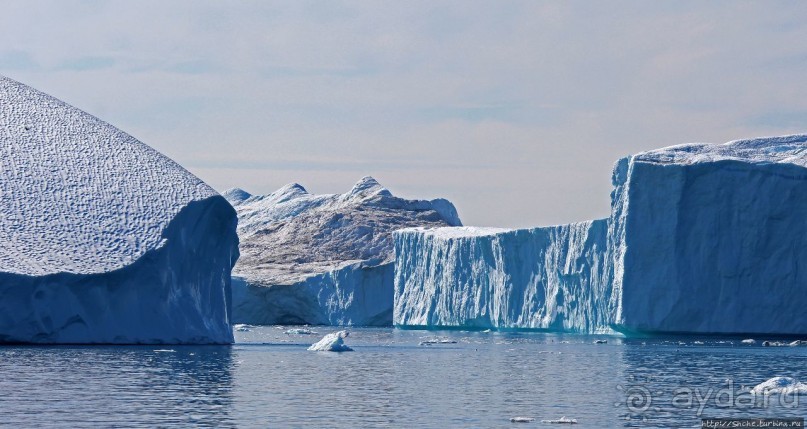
[0,75,238,344]
[226,177,461,326]
[395,134,807,335]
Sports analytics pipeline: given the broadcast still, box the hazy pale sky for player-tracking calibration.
[2,1,805,227]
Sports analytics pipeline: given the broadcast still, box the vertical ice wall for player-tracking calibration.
[394,135,807,336]
[393,222,610,331]
[611,135,807,335]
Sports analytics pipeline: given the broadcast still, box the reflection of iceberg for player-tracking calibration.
[0,345,234,426]
[394,134,807,335]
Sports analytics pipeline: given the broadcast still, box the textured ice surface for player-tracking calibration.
[227,177,460,326]
[308,330,352,352]
[395,134,807,335]
[394,221,610,331]
[0,75,238,344]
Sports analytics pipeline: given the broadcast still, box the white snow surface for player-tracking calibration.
[226,177,461,326]
[0,75,238,344]
[394,134,807,335]
[634,134,807,166]
[0,75,218,276]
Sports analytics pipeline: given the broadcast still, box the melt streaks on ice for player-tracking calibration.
[393,220,610,332]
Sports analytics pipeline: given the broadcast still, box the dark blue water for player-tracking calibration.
[1,327,805,428]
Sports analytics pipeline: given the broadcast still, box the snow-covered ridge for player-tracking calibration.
[398,226,512,239]
[634,134,807,166]
[0,75,217,276]
[228,177,461,326]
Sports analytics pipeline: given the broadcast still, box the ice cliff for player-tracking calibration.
[395,134,807,336]
[0,76,238,344]
[610,134,807,335]
[394,223,611,332]
[225,177,461,326]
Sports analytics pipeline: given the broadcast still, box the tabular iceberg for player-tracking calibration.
[226,177,461,326]
[611,135,807,335]
[0,76,238,344]
[394,222,611,332]
[395,134,807,336]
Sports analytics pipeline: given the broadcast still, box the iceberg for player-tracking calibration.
[394,223,610,332]
[610,135,807,335]
[226,177,460,326]
[394,134,807,336]
[308,330,352,352]
[0,76,238,344]
[750,377,807,395]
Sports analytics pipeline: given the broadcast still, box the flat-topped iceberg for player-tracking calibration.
[0,76,238,344]
[226,177,460,326]
[611,134,807,335]
[394,223,610,332]
[395,134,807,336]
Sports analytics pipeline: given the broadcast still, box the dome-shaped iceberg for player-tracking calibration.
[0,76,239,344]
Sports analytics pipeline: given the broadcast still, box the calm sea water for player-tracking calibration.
[1,327,806,428]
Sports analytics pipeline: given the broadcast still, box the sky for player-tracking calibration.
[1,1,806,227]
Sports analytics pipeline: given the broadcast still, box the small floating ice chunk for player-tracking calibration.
[510,416,534,423]
[308,331,353,352]
[694,341,704,344]
[153,349,175,353]
[788,340,807,346]
[419,337,458,346]
[233,324,253,332]
[285,328,315,335]
[741,339,756,344]
[541,416,578,424]
[594,339,607,344]
[751,377,807,395]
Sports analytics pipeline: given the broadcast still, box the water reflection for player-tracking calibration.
[0,345,234,427]
[3,330,805,428]
[617,338,807,428]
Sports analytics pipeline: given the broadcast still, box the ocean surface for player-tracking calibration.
[1,327,806,428]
